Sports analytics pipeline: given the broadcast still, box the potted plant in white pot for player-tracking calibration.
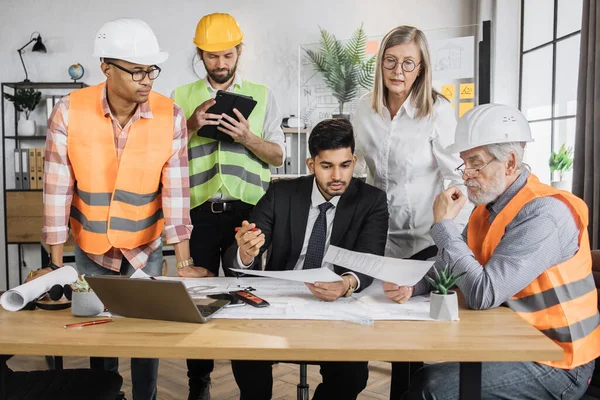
[3,88,42,136]
[304,25,375,120]
[426,264,465,320]
[549,144,573,191]
[71,275,104,317]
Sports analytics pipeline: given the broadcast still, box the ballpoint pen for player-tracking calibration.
[234,227,259,232]
[64,318,113,329]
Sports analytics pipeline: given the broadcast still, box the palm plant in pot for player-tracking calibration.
[549,144,573,191]
[3,88,42,136]
[304,25,376,119]
[426,264,465,320]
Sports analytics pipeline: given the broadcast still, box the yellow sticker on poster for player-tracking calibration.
[441,85,455,100]
[460,83,474,99]
[459,102,474,117]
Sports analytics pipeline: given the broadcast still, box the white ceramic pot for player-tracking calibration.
[551,180,571,191]
[429,291,459,320]
[71,291,104,317]
[18,119,36,136]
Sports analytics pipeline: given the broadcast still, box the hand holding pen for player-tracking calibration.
[235,221,264,266]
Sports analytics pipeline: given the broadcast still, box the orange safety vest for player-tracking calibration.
[67,83,174,255]
[467,173,600,369]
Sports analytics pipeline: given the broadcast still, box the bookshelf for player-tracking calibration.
[1,82,87,289]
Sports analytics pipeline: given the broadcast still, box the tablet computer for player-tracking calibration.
[197,90,257,142]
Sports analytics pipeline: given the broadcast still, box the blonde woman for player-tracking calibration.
[353,25,469,397]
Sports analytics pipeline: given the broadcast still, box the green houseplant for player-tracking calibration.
[304,25,376,117]
[549,144,573,190]
[426,264,465,320]
[3,88,42,136]
[72,275,92,292]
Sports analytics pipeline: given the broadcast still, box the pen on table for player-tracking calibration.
[64,319,113,329]
[234,227,259,232]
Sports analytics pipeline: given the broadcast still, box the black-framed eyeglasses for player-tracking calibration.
[106,62,161,82]
[382,56,421,72]
[456,158,497,178]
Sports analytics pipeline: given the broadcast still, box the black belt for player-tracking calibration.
[198,200,242,213]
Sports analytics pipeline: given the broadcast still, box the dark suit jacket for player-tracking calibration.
[223,176,389,291]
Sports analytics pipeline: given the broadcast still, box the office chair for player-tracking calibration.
[297,363,310,400]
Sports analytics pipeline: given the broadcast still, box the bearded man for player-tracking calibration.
[171,12,285,400]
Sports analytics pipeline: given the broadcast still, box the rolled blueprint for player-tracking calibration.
[1,266,78,311]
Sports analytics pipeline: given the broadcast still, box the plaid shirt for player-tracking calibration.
[43,83,193,272]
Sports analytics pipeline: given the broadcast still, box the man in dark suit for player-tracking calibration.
[223,118,389,400]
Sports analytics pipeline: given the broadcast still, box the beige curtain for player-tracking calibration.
[573,0,600,250]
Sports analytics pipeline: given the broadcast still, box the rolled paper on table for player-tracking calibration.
[0,266,78,311]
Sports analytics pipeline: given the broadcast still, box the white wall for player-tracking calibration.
[0,0,476,289]
[0,0,476,113]
[492,0,521,107]
[477,0,521,107]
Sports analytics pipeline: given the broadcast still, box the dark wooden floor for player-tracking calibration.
[7,356,391,399]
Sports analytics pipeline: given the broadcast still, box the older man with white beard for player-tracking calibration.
[385,104,599,400]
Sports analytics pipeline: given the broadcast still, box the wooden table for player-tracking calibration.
[0,304,562,399]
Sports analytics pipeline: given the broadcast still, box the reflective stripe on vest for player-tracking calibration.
[68,83,173,254]
[173,78,270,207]
[467,173,600,369]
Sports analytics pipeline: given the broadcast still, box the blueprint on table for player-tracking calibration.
[159,277,434,321]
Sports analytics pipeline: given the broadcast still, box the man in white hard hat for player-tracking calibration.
[386,104,598,399]
[38,18,196,400]
[171,13,285,400]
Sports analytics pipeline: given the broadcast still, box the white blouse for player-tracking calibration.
[354,93,469,259]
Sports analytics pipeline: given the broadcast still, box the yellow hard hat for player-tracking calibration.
[193,13,244,52]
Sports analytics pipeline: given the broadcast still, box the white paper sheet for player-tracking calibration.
[324,246,433,286]
[130,268,152,279]
[0,266,79,311]
[229,267,343,283]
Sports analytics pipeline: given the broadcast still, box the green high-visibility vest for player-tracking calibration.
[174,79,270,208]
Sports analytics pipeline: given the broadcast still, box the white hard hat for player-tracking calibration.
[446,104,533,154]
[92,18,168,65]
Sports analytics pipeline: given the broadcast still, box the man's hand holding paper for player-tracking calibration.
[323,245,433,288]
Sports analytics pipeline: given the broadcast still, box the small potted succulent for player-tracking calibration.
[549,144,573,191]
[71,275,104,317]
[3,88,42,136]
[426,264,465,320]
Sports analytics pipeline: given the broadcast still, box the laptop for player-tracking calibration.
[86,276,229,324]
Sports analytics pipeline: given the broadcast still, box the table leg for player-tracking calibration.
[54,356,63,370]
[0,355,6,400]
[459,362,482,400]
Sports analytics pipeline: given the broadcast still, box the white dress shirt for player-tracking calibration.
[354,93,469,259]
[236,178,360,287]
[171,74,286,201]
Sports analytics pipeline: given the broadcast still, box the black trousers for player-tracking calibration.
[389,244,438,399]
[231,360,369,400]
[186,201,253,399]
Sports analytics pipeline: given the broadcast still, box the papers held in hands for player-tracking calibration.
[324,246,434,286]
[197,90,257,142]
[229,267,343,284]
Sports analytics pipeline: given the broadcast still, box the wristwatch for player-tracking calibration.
[176,258,194,270]
[47,262,61,271]
[343,276,357,297]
